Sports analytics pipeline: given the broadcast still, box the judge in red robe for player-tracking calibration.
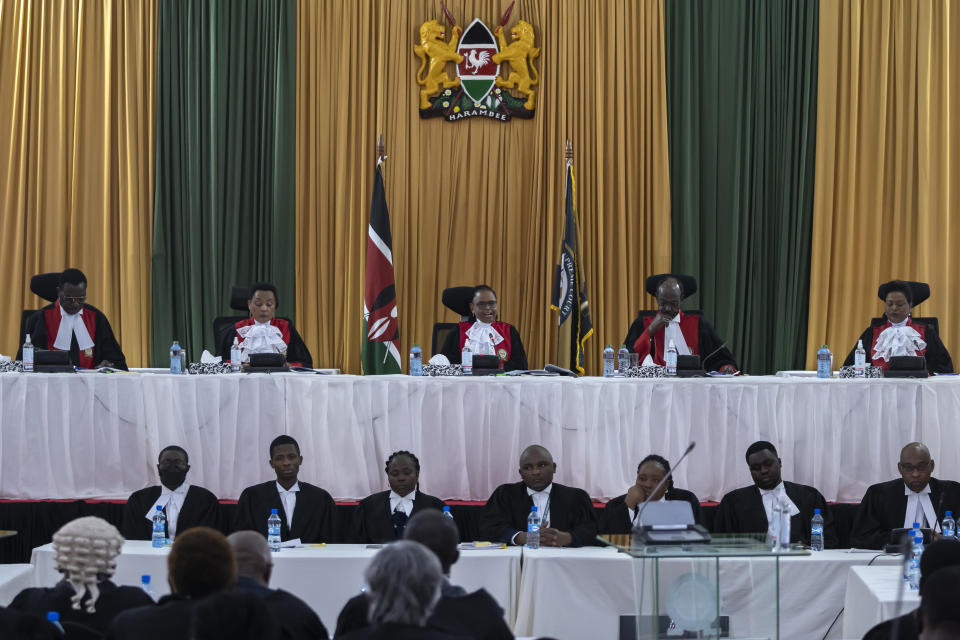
[220,282,312,368]
[623,274,737,373]
[842,280,953,374]
[440,284,528,371]
[18,268,127,370]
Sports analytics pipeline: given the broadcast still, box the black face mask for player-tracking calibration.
[159,468,188,490]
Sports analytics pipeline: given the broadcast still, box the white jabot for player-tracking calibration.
[389,489,416,517]
[276,481,300,529]
[465,321,504,356]
[238,321,287,362]
[664,313,691,356]
[53,306,94,352]
[903,483,939,532]
[873,318,926,362]
[145,483,190,538]
[759,483,800,524]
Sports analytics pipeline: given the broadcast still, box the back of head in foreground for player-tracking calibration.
[403,509,460,575]
[52,516,124,613]
[917,565,960,639]
[226,530,272,585]
[168,527,236,599]
[191,591,279,640]
[365,540,443,627]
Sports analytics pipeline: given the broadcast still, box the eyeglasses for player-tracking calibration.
[61,296,86,304]
[899,462,932,473]
[474,301,497,310]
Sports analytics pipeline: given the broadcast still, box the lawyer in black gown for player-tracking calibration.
[480,445,597,547]
[122,445,220,540]
[356,451,446,543]
[714,441,837,548]
[439,285,528,371]
[600,454,701,534]
[19,268,128,370]
[233,435,336,543]
[851,442,960,550]
[11,581,152,636]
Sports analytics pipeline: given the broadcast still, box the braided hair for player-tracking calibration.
[385,450,421,474]
[637,454,673,489]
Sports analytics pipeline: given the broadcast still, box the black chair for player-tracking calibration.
[431,286,476,358]
[431,322,458,357]
[17,272,61,353]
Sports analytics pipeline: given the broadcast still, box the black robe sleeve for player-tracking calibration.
[505,325,528,371]
[233,485,261,534]
[561,486,600,547]
[843,326,875,367]
[440,327,461,364]
[698,316,737,371]
[285,325,313,368]
[849,484,891,550]
[623,313,649,354]
[479,484,523,543]
[179,486,222,534]
[121,488,157,540]
[922,324,954,374]
[598,495,632,535]
[93,309,128,370]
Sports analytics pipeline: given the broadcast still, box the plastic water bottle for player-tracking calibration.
[151,506,166,548]
[442,505,454,520]
[854,340,866,377]
[170,341,182,374]
[268,508,282,552]
[603,344,615,378]
[461,344,472,375]
[769,500,783,550]
[816,345,831,378]
[230,337,242,372]
[665,340,678,376]
[943,511,956,538]
[46,612,65,633]
[904,522,921,581]
[617,344,630,375]
[141,574,153,599]
[810,508,824,551]
[778,497,792,551]
[22,335,34,372]
[409,344,422,376]
[526,505,540,549]
[908,535,923,589]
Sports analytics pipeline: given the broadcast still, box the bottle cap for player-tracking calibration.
[814,508,821,515]
[156,505,162,511]
[914,522,920,529]
[947,511,953,517]
[412,343,420,348]
[141,575,150,584]
[271,508,279,514]
[605,344,612,348]
[442,505,450,511]
[46,612,60,622]
[531,505,538,511]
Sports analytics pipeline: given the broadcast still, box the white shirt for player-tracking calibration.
[759,482,800,524]
[276,481,300,529]
[145,483,190,538]
[389,490,416,517]
[510,483,553,545]
[664,313,691,356]
[903,483,939,531]
[53,306,95,352]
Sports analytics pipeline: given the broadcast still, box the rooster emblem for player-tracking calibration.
[464,49,491,73]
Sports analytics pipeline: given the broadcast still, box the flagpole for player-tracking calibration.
[376,133,385,166]
[558,139,573,364]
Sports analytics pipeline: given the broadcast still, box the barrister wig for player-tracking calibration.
[52,516,125,613]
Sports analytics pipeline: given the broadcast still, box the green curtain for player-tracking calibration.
[151,0,296,364]
[664,0,818,374]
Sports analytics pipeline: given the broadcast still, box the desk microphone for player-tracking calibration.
[633,441,696,527]
[544,364,578,377]
[702,342,730,369]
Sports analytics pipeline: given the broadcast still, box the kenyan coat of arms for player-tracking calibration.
[414,1,539,122]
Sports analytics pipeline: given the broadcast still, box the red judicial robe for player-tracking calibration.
[842,316,954,374]
[228,317,313,368]
[439,320,529,372]
[624,311,738,371]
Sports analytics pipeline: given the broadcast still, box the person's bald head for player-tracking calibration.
[403,509,460,574]
[655,278,684,320]
[899,442,935,494]
[519,445,556,492]
[227,531,273,586]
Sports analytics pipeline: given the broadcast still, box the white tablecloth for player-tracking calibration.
[514,548,901,640]
[3,373,960,501]
[29,541,521,629]
[0,563,33,606]
[842,565,919,639]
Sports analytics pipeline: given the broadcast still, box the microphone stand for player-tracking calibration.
[633,442,696,528]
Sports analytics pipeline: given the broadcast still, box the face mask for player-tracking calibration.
[159,468,187,490]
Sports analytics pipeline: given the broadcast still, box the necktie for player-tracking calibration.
[391,508,409,539]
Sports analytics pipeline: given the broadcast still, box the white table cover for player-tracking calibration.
[3,373,960,501]
[842,564,919,639]
[0,563,33,606]
[513,548,901,640]
[29,541,521,629]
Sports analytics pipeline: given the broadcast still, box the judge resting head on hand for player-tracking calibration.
[899,442,934,495]
[385,451,420,498]
[470,285,498,324]
[269,435,302,491]
[649,277,684,333]
[745,441,782,491]
[514,445,573,547]
[625,455,672,510]
[157,445,190,492]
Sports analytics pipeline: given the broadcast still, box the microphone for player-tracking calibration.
[544,364,578,377]
[633,442,696,527]
[701,342,730,369]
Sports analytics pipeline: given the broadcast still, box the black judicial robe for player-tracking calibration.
[439,322,529,372]
[479,481,598,547]
[622,311,737,371]
[843,317,954,374]
[862,612,918,640]
[234,576,330,640]
[19,302,128,370]
[11,580,153,635]
[233,480,336,543]
[354,490,447,543]
[121,485,221,540]
[599,488,701,534]
[713,481,838,548]
[850,477,960,550]
[107,595,193,640]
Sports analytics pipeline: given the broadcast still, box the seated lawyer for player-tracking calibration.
[599,454,701,534]
[355,450,446,543]
[623,274,737,373]
[233,435,336,543]
[714,441,837,548]
[480,445,597,547]
[122,445,220,540]
[851,442,960,550]
[439,285,528,372]
[19,268,128,370]
[220,282,312,368]
[843,280,953,374]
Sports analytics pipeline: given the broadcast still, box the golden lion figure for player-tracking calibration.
[493,21,539,110]
[414,20,463,110]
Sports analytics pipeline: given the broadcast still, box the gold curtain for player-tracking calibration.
[0,0,156,366]
[296,0,671,374]
[806,0,959,368]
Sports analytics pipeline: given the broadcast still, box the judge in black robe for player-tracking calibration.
[355,450,446,543]
[233,435,336,543]
[480,445,597,547]
[438,285,528,371]
[599,454,701,534]
[714,441,838,548]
